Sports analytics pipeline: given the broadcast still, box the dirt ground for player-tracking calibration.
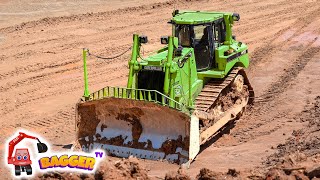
[0,0,320,179]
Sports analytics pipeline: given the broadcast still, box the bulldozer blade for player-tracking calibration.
[76,98,200,164]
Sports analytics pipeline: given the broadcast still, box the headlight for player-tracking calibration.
[139,35,148,44]
[161,36,169,44]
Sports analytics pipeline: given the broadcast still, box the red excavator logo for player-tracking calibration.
[7,132,48,176]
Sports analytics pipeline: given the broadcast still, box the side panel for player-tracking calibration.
[172,49,203,106]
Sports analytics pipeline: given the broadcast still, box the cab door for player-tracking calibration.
[175,24,215,71]
[192,25,214,71]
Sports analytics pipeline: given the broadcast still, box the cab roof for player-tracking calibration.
[171,11,230,25]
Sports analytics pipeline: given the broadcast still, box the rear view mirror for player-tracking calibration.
[161,36,169,44]
[232,13,240,21]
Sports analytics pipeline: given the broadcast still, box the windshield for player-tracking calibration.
[175,24,210,47]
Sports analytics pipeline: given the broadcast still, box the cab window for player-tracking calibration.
[176,25,191,47]
[193,25,209,46]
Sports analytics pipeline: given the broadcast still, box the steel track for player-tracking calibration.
[194,67,254,144]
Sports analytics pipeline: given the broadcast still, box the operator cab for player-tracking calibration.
[171,11,235,71]
[175,23,226,71]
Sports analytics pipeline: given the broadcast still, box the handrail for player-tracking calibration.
[81,86,186,112]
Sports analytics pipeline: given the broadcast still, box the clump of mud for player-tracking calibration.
[112,156,149,179]
[196,168,221,179]
[36,156,149,180]
[196,168,240,180]
[165,168,191,180]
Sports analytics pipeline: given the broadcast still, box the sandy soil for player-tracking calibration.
[0,0,320,179]
[0,0,168,28]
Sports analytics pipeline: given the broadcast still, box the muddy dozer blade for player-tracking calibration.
[76,98,200,164]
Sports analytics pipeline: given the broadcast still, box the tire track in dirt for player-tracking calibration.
[250,5,320,99]
[0,0,182,33]
[260,46,320,101]
[249,5,320,68]
[0,71,128,118]
[227,6,320,144]
[0,38,133,80]
[234,45,320,143]
[0,55,124,92]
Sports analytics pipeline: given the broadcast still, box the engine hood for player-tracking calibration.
[140,47,193,66]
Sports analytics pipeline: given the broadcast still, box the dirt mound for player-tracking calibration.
[265,96,320,167]
[112,156,149,179]
[196,168,221,180]
[196,168,241,180]
[165,168,191,180]
[265,166,320,180]
[164,168,243,180]
[36,156,149,180]
[262,96,320,179]
[166,164,320,180]
[265,167,308,180]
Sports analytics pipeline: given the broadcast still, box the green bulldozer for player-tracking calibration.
[76,10,254,164]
